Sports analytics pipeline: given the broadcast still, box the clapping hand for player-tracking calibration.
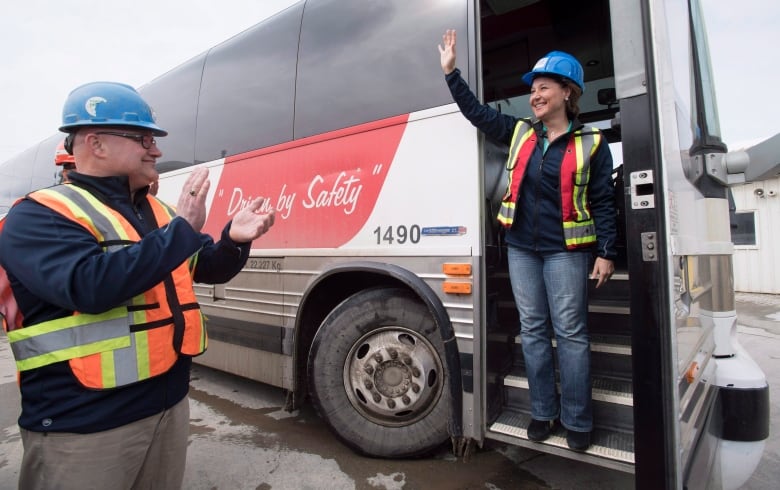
[228,197,276,244]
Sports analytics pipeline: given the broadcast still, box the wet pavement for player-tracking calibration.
[0,292,778,489]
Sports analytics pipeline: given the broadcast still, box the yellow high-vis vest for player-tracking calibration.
[497,119,602,249]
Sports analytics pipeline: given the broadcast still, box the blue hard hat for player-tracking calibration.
[522,51,585,92]
[59,81,167,136]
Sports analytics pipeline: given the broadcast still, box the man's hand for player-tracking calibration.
[438,29,457,75]
[229,197,276,243]
[176,168,210,232]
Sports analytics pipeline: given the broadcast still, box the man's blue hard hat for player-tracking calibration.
[522,51,585,92]
[59,81,167,136]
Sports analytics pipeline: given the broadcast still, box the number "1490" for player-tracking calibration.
[373,225,421,245]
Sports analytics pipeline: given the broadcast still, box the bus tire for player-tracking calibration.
[307,287,451,458]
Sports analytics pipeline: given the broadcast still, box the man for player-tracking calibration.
[53,139,76,183]
[0,81,275,489]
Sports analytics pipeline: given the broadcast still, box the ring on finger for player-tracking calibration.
[189,189,197,196]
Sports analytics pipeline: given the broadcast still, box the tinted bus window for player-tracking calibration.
[295,0,467,139]
[195,4,302,163]
[0,146,37,212]
[141,55,206,172]
[0,133,60,211]
[30,134,61,191]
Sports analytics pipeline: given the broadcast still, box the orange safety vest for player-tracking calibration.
[6,184,206,389]
[497,119,602,249]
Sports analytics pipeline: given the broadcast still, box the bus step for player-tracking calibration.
[512,333,632,355]
[512,333,633,376]
[488,410,635,473]
[588,272,631,303]
[503,372,634,432]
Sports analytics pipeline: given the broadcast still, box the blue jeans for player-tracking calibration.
[507,247,592,432]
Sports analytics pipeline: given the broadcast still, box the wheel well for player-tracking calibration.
[290,271,415,409]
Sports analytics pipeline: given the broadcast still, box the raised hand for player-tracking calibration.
[176,167,211,232]
[438,29,457,75]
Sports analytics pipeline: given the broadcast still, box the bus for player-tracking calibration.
[0,1,773,488]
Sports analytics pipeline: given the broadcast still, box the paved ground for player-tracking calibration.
[0,293,777,489]
[733,292,780,489]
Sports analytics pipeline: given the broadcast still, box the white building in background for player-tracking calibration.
[730,175,780,294]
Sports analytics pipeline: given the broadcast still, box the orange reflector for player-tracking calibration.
[443,263,471,276]
[685,361,699,384]
[442,282,472,295]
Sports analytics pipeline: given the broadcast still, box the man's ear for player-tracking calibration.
[84,133,105,155]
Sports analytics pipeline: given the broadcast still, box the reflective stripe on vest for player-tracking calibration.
[8,307,131,371]
[497,120,601,250]
[497,120,536,228]
[560,129,601,248]
[8,185,206,389]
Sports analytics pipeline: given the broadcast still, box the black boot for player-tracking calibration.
[566,430,591,451]
[527,419,553,441]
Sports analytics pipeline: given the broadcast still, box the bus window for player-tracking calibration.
[689,0,724,151]
[295,0,467,139]
[141,55,207,173]
[31,134,63,190]
[195,4,302,164]
[0,147,37,211]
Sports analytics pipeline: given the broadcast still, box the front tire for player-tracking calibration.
[307,287,451,458]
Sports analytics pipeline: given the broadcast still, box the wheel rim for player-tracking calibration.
[343,326,444,427]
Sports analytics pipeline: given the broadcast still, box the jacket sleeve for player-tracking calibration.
[190,223,251,284]
[588,137,619,260]
[445,68,518,145]
[0,200,229,314]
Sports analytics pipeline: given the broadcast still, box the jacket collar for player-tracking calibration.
[531,117,584,134]
[66,171,150,207]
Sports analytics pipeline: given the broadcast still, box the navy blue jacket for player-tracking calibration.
[0,171,251,433]
[446,69,617,260]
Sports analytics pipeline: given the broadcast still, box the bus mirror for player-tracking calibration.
[739,133,780,183]
[720,132,780,185]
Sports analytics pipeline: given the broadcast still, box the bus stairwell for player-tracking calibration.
[477,0,634,473]
[485,247,635,473]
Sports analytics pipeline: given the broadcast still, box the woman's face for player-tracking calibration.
[528,76,571,121]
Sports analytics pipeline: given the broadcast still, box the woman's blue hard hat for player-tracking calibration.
[522,51,585,92]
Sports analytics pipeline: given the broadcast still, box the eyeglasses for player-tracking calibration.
[94,131,157,150]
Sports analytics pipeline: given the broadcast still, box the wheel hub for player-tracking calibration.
[344,327,443,426]
[374,360,411,397]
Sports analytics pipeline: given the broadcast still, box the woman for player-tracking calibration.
[438,30,617,451]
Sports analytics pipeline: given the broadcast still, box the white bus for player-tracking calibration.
[1,1,773,488]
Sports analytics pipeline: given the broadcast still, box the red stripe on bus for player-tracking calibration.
[203,113,410,248]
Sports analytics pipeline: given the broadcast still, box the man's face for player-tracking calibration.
[90,130,163,191]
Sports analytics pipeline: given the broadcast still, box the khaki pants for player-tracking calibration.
[18,396,189,490]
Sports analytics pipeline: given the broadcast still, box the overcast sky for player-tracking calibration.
[0,0,777,162]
